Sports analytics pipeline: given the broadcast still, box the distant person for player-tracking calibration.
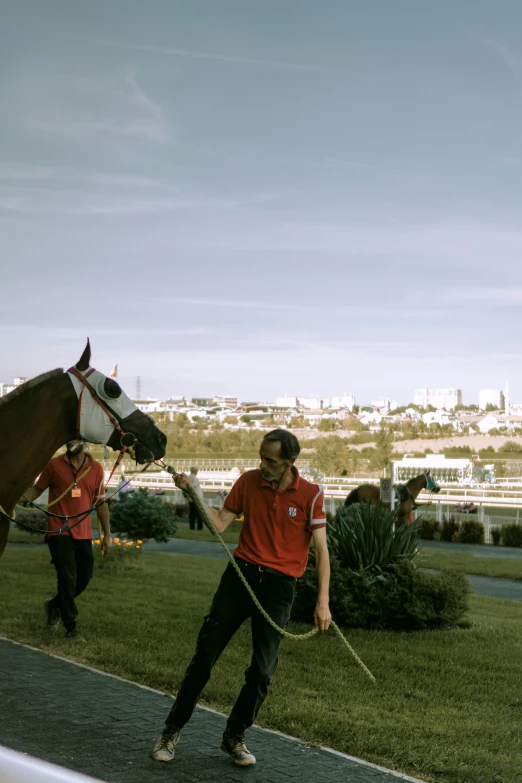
[188,466,204,531]
[22,440,111,641]
[152,429,330,768]
[114,473,133,501]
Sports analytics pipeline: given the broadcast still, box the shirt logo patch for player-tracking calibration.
[288,506,297,518]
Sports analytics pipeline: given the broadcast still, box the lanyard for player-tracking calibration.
[70,455,88,488]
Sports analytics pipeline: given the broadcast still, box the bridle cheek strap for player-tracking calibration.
[68,367,127,441]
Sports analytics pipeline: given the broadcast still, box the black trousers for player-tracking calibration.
[46,537,94,632]
[189,502,203,531]
[166,559,295,739]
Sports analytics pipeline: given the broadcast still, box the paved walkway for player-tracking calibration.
[0,637,423,783]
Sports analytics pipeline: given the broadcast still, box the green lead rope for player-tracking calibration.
[169,469,376,684]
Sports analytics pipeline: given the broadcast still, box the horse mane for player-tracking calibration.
[0,369,64,410]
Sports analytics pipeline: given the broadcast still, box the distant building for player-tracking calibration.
[413,388,462,410]
[275,396,298,408]
[371,398,398,414]
[191,397,213,407]
[330,394,356,410]
[0,376,28,397]
[212,395,238,407]
[478,389,505,411]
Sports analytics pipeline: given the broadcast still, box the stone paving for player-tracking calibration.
[0,638,423,783]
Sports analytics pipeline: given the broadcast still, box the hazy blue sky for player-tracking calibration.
[2,1,522,403]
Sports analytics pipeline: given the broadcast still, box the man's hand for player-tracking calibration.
[314,599,332,632]
[101,535,112,555]
[172,472,190,492]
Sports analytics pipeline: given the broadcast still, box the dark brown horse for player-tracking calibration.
[345,471,441,525]
[0,341,167,557]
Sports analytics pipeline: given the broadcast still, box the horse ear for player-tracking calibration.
[76,339,91,371]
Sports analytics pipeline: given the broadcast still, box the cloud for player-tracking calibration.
[325,158,404,178]
[96,39,334,74]
[24,68,169,143]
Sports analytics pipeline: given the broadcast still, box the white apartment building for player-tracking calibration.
[330,394,356,410]
[275,396,298,408]
[478,389,505,411]
[413,388,462,410]
[0,376,28,397]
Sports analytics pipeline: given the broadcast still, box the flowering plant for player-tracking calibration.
[93,536,144,570]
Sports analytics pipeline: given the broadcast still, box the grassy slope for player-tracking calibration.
[1,549,522,783]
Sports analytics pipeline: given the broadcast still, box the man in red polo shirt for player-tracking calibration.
[23,440,111,640]
[153,429,331,768]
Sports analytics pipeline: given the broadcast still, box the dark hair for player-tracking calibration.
[262,429,300,460]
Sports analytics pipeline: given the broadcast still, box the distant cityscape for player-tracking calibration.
[3,376,522,435]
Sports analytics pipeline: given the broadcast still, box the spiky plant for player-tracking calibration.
[327,501,420,574]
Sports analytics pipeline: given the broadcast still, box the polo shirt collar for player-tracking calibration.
[62,452,92,465]
[260,466,300,492]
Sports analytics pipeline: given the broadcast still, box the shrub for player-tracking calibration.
[14,507,49,535]
[174,502,189,518]
[440,516,460,542]
[458,519,485,545]
[501,524,522,548]
[419,516,441,541]
[328,502,419,572]
[491,527,502,546]
[109,489,177,542]
[293,557,470,631]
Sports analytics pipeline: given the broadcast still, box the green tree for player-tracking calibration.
[318,418,337,432]
[372,428,393,472]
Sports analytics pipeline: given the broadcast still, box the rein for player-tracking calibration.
[155,460,376,684]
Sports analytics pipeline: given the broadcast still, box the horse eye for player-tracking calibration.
[104,378,122,399]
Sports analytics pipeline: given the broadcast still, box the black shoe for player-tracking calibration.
[44,599,60,631]
[221,736,256,766]
[65,628,86,642]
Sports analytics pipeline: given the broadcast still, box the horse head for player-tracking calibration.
[424,470,441,493]
[69,340,167,464]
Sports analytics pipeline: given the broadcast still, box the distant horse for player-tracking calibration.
[0,340,167,557]
[345,471,441,525]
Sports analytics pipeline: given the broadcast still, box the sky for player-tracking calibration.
[2,0,522,404]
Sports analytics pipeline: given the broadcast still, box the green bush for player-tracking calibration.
[109,489,177,542]
[458,519,485,545]
[501,523,522,548]
[419,516,441,541]
[14,507,48,535]
[293,557,470,631]
[440,516,460,542]
[491,527,502,546]
[328,502,419,572]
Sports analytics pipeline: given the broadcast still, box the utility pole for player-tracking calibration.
[135,376,141,400]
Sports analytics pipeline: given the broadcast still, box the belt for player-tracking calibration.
[234,557,295,581]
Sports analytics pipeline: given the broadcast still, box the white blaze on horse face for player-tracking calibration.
[67,368,138,445]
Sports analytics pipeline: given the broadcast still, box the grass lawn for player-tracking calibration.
[1,549,522,783]
[416,546,522,581]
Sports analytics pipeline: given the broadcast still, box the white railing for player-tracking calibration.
[0,745,103,783]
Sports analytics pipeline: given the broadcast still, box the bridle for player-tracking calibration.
[67,366,158,470]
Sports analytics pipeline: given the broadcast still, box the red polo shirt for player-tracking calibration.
[35,454,105,539]
[225,468,326,578]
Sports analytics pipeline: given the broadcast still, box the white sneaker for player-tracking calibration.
[152,728,181,761]
[221,736,256,766]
